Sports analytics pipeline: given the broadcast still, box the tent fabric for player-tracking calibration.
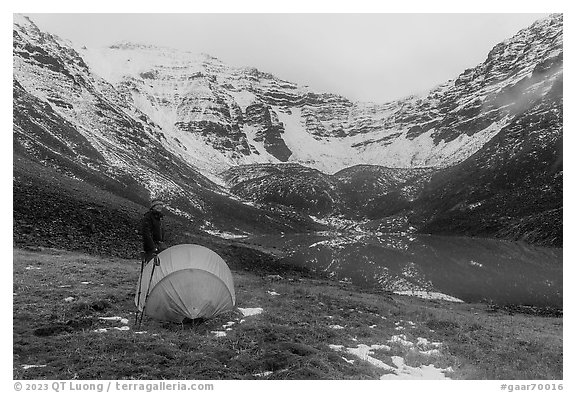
[135,244,235,322]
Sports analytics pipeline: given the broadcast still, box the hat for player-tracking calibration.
[150,198,164,209]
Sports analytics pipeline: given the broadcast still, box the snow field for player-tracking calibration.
[328,319,453,380]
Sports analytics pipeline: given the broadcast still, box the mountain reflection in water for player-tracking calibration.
[246,233,562,308]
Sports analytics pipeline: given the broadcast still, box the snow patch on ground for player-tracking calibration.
[222,321,235,329]
[211,308,263,337]
[389,334,445,358]
[330,344,395,372]
[238,307,263,317]
[388,334,414,347]
[419,349,442,356]
[253,371,273,377]
[203,229,247,239]
[416,337,443,349]
[330,334,452,380]
[347,345,395,371]
[99,316,129,325]
[393,290,464,303]
[380,356,452,380]
[22,365,47,370]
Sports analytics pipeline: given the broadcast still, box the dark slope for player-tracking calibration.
[333,165,436,219]
[13,153,324,259]
[222,164,436,221]
[413,76,562,247]
[223,164,342,216]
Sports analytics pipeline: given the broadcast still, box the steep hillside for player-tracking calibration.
[414,75,563,247]
[13,151,325,259]
[12,15,323,243]
[223,164,342,216]
[13,15,219,206]
[222,164,436,221]
[333,165,436,219]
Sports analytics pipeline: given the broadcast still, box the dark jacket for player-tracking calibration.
[141,210,165,252]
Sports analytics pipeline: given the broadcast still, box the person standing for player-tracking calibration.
[141,198,167,263]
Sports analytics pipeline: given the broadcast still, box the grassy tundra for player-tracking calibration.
[13,245,562,380]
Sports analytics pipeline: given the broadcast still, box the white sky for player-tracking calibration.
[25,13,549,103]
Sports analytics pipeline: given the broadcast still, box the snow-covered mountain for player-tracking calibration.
[12,14,322,237]
[13,13,562,176]
[12,14,563,246]
[39,13,558,176]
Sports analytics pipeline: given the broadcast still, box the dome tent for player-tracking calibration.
[135,244,236,322]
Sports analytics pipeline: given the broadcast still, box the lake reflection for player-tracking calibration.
[246,233,562,307]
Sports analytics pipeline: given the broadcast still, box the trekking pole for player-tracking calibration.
[134,252,147,328]
[138,254,160,329]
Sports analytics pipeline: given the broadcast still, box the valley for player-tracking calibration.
[12,14,563,247]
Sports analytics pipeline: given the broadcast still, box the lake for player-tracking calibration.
[244,233,562,308]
